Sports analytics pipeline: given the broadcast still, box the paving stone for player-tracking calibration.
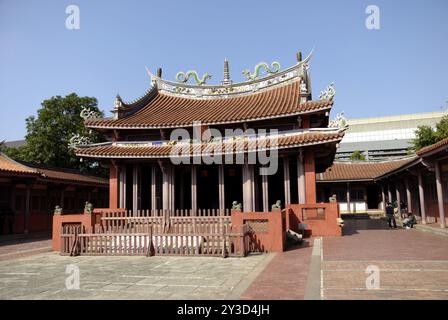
[0,251,268,299]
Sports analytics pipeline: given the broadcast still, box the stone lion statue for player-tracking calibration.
[84,201,93,214]
[231,201,242,211]
[54,205,63,215]
[271,200,282,210]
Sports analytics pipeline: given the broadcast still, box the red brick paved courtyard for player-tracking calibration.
[241,242,314,300]
[243,218,448,300]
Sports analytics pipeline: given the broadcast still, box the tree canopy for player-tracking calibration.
[2,93,105,174]
[412,114,448,151]
[350,150,366,161]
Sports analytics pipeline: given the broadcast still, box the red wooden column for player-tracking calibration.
[405,178,412,214]
[434,160,446,228]
[304,148,316,204]
[418,171,427,224]
[109,161,119,209]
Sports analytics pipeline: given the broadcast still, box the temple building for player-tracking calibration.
[73,52,346,214]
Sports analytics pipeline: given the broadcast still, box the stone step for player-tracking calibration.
[414,224,448,238]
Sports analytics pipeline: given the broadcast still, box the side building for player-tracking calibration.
[318,136,448,228]
[317,157,416,213]
[0,153,108,235]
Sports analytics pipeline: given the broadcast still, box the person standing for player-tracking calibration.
[386,202,397,229]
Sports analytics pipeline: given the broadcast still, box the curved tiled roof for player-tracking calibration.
[0,153,39,175]
[85,80,333,129]
[75,130,344,158]
[416,137,448,156]
[34,167,108,185]
[317,157,417,182]
[0,153,107,186]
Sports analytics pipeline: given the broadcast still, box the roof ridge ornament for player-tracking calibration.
[329,112,348,129]
[111,94,123,120]
[221,58,233,86]
[80,106,101,121]
[68,133,92,149]
[175,71,212,85]
[242,61,281,81]
[319,82,336,101]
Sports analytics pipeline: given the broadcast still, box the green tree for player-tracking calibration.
[350,150,366,161]
[3,93,105,174]
[435,115,448,141]
[412,125,437,151]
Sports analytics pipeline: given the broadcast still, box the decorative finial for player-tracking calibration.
[222,58,233,86]
[157,67,162,78]
[296,51,302,62]
[111,94,123,120]
[114,94,123,109]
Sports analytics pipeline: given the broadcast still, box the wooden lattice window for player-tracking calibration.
[245,219,269,233]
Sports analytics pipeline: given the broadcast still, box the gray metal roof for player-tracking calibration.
[345,111,445,133]
[337,139,412,153]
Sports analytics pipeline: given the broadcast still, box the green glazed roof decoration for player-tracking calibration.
[175,71,212,86]
[143,51,313,99]
[242,61,281,81]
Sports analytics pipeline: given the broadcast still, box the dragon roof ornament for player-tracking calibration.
[242,61,281,81]
[329,112,348,130]
[145,50,313,99]
[68,133,92,149]
[80,106,101,121]
[319,83,336,101]
[175,71,211,86]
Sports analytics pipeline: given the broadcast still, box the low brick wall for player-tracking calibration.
[231,210,286,252]
[52,213,93,251]
[286,203,342,237]
[52,208,127,251]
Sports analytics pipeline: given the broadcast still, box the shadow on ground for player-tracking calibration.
[342,215,396,236]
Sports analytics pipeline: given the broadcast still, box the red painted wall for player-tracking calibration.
[231,210,286,253]
[286,203,342,237]
[52,213,94,251]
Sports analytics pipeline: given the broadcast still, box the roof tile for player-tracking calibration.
[75,131,344,158]
[86,80,333,129]
[317,157,416,181]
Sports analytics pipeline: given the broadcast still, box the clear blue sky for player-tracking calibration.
[1,0,447,141]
